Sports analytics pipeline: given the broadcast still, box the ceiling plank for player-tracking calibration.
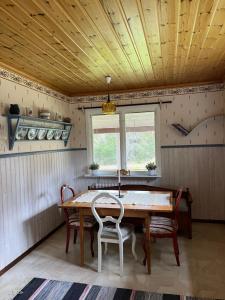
[0,0,224,96]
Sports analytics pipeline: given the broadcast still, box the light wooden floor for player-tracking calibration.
[1,223,225,300]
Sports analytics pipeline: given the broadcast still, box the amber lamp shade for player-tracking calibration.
[102,96,116,114]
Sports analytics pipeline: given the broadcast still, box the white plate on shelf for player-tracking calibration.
[61,131,69,141]
[27,128,37,140]
[37,129,47,140]
[46,129,55,140]
[54,130,62,140]
[15,127,28,140]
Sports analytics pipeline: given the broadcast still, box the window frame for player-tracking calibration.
[85,104,161,175]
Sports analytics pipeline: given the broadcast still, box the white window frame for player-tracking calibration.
[85,104,161,175]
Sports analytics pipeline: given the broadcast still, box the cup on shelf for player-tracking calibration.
[26,107,33,116]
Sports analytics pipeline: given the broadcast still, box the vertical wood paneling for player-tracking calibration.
[0,151,74,271]
[72,148,225,221]
[1,147,224,271]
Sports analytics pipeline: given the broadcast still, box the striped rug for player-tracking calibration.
[13,278,217,300]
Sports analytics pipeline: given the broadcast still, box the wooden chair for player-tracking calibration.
[60,184,96,257]
[91,192,137,276]
[142,188,183,266]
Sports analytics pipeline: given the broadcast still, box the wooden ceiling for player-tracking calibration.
[1,0,225,96]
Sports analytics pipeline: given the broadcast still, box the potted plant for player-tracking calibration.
[89,162,99,176]
[145,162,157,176]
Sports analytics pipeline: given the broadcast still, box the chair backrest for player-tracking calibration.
[91,192,124,240]
[60,184,75,204]
[60,184,76,222]
[174,188,183,221]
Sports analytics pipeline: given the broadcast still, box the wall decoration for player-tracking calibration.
[7,115,72,150]
[0,68,70,103]
[172,115,225,136]
[71,83,225,104]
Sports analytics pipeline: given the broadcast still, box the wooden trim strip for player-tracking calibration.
[161,144,225,149]
[0,148,87,159]
[0,222,65,277]
[193,219,225,224]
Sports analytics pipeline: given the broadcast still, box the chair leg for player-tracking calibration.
[104,242,108,255]
[66,226,70,253]
[172,233,180,266]
[74,229,77,244]
[98,239,102,273]
[131,232,137,260]
[90,229,95,257]
[142,238,147,266]
[119,242,124,276]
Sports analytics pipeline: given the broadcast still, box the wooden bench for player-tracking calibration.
[88,184,193,239]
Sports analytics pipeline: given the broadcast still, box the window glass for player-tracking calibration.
[125,112,155,171]
[92,114,120,170]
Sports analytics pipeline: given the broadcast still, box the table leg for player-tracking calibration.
[79,209,84,266]
[145,214,151,274]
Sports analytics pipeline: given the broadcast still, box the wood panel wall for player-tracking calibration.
[73,148,225,221]
[0,150,75,271]
[1,146,224,271]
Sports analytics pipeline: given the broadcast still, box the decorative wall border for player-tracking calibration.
[1,66,225,105]
[71,82,225,104]
[0,67,70,103]
[0,147,87,159]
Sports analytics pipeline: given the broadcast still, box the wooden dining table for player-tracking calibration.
[58,190,173,274]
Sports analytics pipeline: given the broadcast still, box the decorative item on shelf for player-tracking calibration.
[172,123,190,136]
[61,130,69,141]
[15,127,28,140]
[9,104,20,115]
[39,109,51,119]
[63,117,71,123]
[54,129,62,140]
[146,162,157,176]
[89,162,99,176]
[26,107,33,117]
[27,128,38,140]
[55,112,62,121]
[46,129,55,140]
[102,75,116,114]
[37,129,47,140]
[117,169,131,176]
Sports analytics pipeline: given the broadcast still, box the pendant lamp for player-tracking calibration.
[102,75,116,114]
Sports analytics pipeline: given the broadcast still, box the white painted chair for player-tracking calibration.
[91,192,137,276]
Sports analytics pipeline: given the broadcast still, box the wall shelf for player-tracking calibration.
[172,114,225,136]
[7,115,73,150]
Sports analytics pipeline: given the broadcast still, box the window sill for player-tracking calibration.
[83,174,161,179]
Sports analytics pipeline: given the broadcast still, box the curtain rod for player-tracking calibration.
[78,100,172,110]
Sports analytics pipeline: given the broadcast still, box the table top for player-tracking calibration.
[59,190,173,213]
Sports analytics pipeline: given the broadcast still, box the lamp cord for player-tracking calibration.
[107,82,110,103]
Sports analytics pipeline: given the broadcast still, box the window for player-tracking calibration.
[92,114,120,170]
[86,105,160,174]
[125,112,155,171]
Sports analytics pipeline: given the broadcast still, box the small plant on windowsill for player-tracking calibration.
[89,162,100,176]
[146,162,157,176]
